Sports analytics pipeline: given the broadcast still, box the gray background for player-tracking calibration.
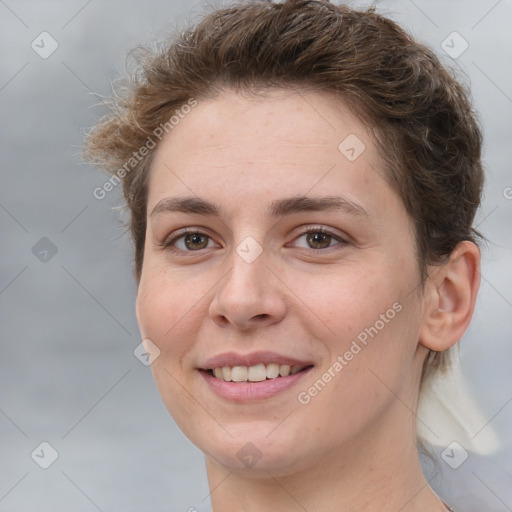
[1,0,511,511]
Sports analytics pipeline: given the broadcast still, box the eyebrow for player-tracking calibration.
[150,195,369,220]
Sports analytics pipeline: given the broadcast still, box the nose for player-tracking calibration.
[208,250,287,332]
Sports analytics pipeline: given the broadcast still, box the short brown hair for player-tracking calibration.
[83,0,484,374]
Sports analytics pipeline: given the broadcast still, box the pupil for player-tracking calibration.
[307,232,330,249]
[186,233,207,250]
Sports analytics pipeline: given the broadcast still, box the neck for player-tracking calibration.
[205,402,446,512]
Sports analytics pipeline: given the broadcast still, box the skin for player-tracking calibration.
[135,88,480,512]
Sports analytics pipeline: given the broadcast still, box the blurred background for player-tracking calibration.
[1,0,511,510]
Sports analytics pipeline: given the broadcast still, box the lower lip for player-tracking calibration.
[199,367,313,402]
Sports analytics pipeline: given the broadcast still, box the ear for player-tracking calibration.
[419,241,481,351]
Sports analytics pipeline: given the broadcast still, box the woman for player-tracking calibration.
[84,1,485,510]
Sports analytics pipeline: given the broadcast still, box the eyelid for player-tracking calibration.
[288,224,349,248]
[160,227,218,248]
[160,224,349,253]
[291,224,347,239]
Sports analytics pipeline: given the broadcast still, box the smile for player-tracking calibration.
[208,363,311,382]
[198,351,315,401]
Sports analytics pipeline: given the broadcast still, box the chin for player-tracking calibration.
[189,420,319,477]
[207,445,311,478]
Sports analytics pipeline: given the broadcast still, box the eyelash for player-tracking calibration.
[160,225,348,254]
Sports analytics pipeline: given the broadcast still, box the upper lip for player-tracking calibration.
[199,351,314,370]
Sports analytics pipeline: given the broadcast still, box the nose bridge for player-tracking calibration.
[223,240,269,304]
[224,226,268,291]
[209,239,286,329]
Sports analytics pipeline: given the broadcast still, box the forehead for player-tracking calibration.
[155,88,368,158]
[147,88,397,223]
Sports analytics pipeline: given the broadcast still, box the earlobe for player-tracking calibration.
[419,241,481,352]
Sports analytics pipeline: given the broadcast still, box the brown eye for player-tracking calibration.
[183,232,210,250]
[164,229,216,252]
[292,227,347,251]
[306,231,333,249]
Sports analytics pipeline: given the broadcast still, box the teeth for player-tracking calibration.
[279,364,290,377]
[231,366,248,382]
[266,363,280,379]
[222,366,232,381]
[209,363,308,382]
[248,364,267,382]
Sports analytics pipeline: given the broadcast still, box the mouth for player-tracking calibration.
[204,363,313,383]
[197,351,315,401]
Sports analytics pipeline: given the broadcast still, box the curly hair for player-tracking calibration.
[83,0,484,378]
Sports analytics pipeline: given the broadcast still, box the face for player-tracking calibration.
[136,88,428,476]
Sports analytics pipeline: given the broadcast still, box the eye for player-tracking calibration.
[160,225,348,254]
[291,226,348,250]
[163,229,218,252]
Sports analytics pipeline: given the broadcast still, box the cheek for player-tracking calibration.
[300,257,421,387]
[135,266,211,425]
[296,263,401,344]
[136,264,211,362]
